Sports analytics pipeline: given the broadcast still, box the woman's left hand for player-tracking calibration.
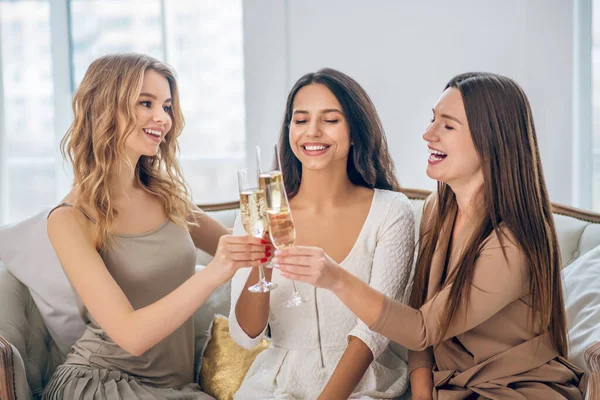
[272,246,344,290]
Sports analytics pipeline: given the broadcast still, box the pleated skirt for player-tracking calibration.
[42,365,216,400]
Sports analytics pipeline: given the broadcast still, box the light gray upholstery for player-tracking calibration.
[554,214,600,269]
[0,266,64,399]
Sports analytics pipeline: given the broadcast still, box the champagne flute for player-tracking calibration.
[255,146,275,270]
[259,144,307,307]
[238,168,278,293]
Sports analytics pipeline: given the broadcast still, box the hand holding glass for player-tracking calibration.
[238,168,277,293]
[259,145,307,307]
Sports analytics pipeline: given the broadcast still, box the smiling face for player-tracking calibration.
[124,68,173,160]
[288,83,351,172]
[423,87,483,189]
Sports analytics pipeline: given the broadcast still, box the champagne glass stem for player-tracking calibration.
[284,278,305,307]
[258,264,266,282]
[291,280,299,294]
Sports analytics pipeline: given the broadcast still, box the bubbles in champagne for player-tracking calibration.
[240,189,268,238]
[267,209,295,248]
[260,170,296,248]
[259,170,284,210]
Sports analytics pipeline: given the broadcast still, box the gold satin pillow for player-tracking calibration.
[199,315,269,400]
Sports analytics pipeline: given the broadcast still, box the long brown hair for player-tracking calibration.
[409,72,568,357]
[277,68,400,197]
[61,53,193,250]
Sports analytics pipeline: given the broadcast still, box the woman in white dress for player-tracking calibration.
[229,68,415,399]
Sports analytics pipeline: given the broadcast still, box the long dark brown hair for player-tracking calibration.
[409,72,568,357]
[277,68,400,197]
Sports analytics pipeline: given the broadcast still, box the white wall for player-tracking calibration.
[243,0,575,204]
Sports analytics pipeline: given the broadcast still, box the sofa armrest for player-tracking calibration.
[585,341,600,400]
[0,266,61,398]
[0,337,30,400]
[0,266,38,400]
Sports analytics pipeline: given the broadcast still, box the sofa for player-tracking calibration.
[0,188,599,400]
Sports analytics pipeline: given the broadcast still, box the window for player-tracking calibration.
[162,0,246,205]
[70,1,164,84]
[0,0,245,224]
[0,0,55,223]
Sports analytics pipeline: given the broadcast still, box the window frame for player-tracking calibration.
[574,0,594,210]
[0,15,7,223]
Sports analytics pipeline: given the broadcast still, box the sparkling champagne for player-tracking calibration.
[259,170,284,210]
[240,188,268,238]
[267,209,296,248]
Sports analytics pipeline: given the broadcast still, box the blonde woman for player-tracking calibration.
[42,54,268,399]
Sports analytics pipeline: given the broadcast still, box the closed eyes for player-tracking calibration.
[429,117,454,130]
[293,119,339,125]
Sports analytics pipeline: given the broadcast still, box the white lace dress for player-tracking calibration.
[229,189,416,400]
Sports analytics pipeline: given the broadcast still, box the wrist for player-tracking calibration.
[203,261,230,289]
[330,266,349,294]
[411,391,433,400]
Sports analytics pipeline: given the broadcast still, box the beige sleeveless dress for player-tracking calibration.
[43,203,215,400]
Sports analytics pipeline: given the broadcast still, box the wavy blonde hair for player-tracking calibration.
[62,53,193,250]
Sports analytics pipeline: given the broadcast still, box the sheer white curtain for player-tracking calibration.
[593,0,600,211]
[0,1,56,224]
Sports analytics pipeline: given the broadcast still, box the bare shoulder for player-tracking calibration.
[47,203,96,247]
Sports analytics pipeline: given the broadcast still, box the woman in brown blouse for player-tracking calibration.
[272,72,585,399]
